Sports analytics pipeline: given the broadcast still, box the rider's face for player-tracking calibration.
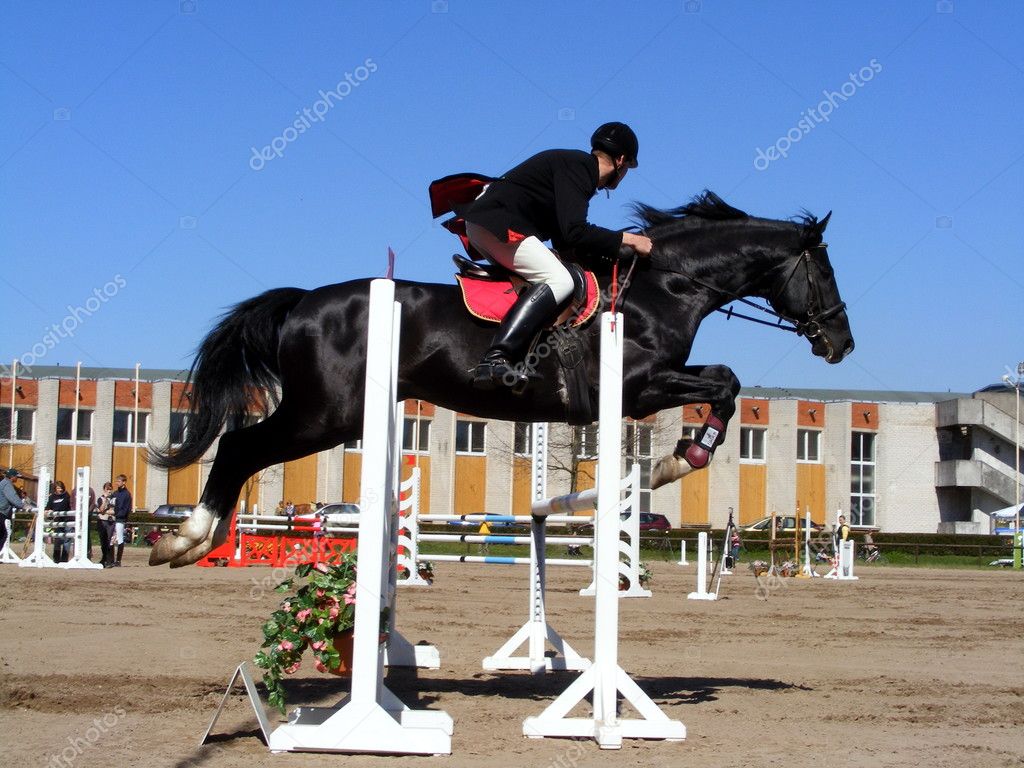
[604,158,629,190]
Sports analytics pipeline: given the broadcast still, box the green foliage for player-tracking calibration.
[252,553,388,714]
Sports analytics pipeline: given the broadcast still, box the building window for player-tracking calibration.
[850,431,876,526]
[56,408,93,442]
[169,412,188,446]
[455,420,486,454]
[514,423,532,456]
[576,425,598,459]
[0,408,35,442]
[625,422,654,513]
[113,410,149,444]
[402,417,431,452]
[797,429,821,462]
[739,426,766,462]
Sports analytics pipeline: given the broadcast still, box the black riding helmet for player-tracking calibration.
[591,122,639,168]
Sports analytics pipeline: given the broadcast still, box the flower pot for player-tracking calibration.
[329,630,355,677]
[418,569,433,583]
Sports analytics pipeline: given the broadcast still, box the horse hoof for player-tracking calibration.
[651,455,694,489]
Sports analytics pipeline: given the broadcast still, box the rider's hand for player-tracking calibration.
[622,232,653,257]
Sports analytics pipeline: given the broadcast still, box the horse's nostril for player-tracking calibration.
[843,339,855,357]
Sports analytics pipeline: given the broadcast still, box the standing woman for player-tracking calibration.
[96,482,116,568]
[46,480,73,563]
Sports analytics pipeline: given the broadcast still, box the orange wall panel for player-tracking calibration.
[58,379,97,407]
[680,470,709,525]
[114,380,152,409]
[682,404,711,424]
[740,399,769,424]
[1,379,38,405]
[454,455,486,514]
[168,464,202,505]
[511,457,532,515]
[853,402,880,429]
[283,454,318,508]
[797,400,825,428]
[342,452,362,504]
[795,464,826,523]
[111,446,147,509]
[738,464,766,525]
[54,445,92,487]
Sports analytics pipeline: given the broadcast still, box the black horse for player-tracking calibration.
[149,192,853,568]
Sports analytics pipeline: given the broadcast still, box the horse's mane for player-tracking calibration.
[631,190,749,237]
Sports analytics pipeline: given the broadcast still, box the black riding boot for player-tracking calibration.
[472,283,563,392]
[115,544,124,567]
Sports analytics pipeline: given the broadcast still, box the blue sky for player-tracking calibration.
[1,0,1021,393]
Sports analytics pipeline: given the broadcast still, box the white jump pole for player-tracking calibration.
[484,422,590,674]
[268,279,452,755]
[687,531,716,600]
[19,466,54,568]
[579,464,650,598]
[800,507,819,578]
[0,513,21,564]
[523,312,685,748]
[677,538,688,566]
[396,468,430,586]
[60,465,102,570]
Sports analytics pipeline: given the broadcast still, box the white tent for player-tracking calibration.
[982,504,1024,520]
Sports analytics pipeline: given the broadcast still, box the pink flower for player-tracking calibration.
[316,588,326,598]
[314,659,328,673]
[314,562,330,573]
[295,608,311,622]
[329,605,340,619]
[310,640,327,651]
[284,662,301,675]
[282,601,291,612]
[278,640,294,652]
[343,583,357,606]
[318,618,325,625]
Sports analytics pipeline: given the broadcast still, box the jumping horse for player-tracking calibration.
[149,192,854,568]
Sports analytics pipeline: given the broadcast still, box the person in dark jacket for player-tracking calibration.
[111,474,132,567]
[0,468,28,553]
[46,480,73,563]
[458,122,653,390]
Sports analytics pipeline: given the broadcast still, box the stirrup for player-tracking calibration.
[471,356,528,393]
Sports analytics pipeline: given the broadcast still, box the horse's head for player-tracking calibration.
[769,213,854,364]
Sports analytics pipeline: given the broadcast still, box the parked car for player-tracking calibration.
[318,502,361,516]
[574,512,671,534]
[151,504,194,519]
[742,515,824,533]
[637,513,671,532]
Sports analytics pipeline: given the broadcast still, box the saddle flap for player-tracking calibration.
[455,271,601,329]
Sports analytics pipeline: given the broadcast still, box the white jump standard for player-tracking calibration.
[523,312,686,748]
[267,278,451,755]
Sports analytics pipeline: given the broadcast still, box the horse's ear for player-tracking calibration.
[817,211,832,234]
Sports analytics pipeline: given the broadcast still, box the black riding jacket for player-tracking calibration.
[458,149,622,259]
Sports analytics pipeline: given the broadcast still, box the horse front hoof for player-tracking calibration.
[651,455,694,489]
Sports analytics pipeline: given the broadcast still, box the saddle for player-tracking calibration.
[454,255,600,329]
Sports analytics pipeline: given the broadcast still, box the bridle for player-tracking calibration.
[642,241,846,339]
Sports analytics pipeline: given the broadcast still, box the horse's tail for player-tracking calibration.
[148,287,307,470]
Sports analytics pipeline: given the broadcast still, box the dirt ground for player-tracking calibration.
[2,550,1023,768]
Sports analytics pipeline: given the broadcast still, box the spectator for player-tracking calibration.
[46,480,73,563]
[730,529,742,565]
[284,500,295,516]
[111,474,132,567]
[863,530,879,560]
[834,514,851,553]
[0,468,28,553]
[478,519,491,555]
[96,481,116,568]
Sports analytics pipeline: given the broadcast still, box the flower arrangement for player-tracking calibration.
[253,554,388,713]
[416,560,434,582]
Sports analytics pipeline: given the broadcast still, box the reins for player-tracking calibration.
[641,241,844,338]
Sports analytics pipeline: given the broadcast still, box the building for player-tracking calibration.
[2,366,1020,533]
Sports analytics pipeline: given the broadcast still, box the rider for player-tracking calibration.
[458,122,653,391]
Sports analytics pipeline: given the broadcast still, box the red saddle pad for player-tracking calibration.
[455,272,601,328]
